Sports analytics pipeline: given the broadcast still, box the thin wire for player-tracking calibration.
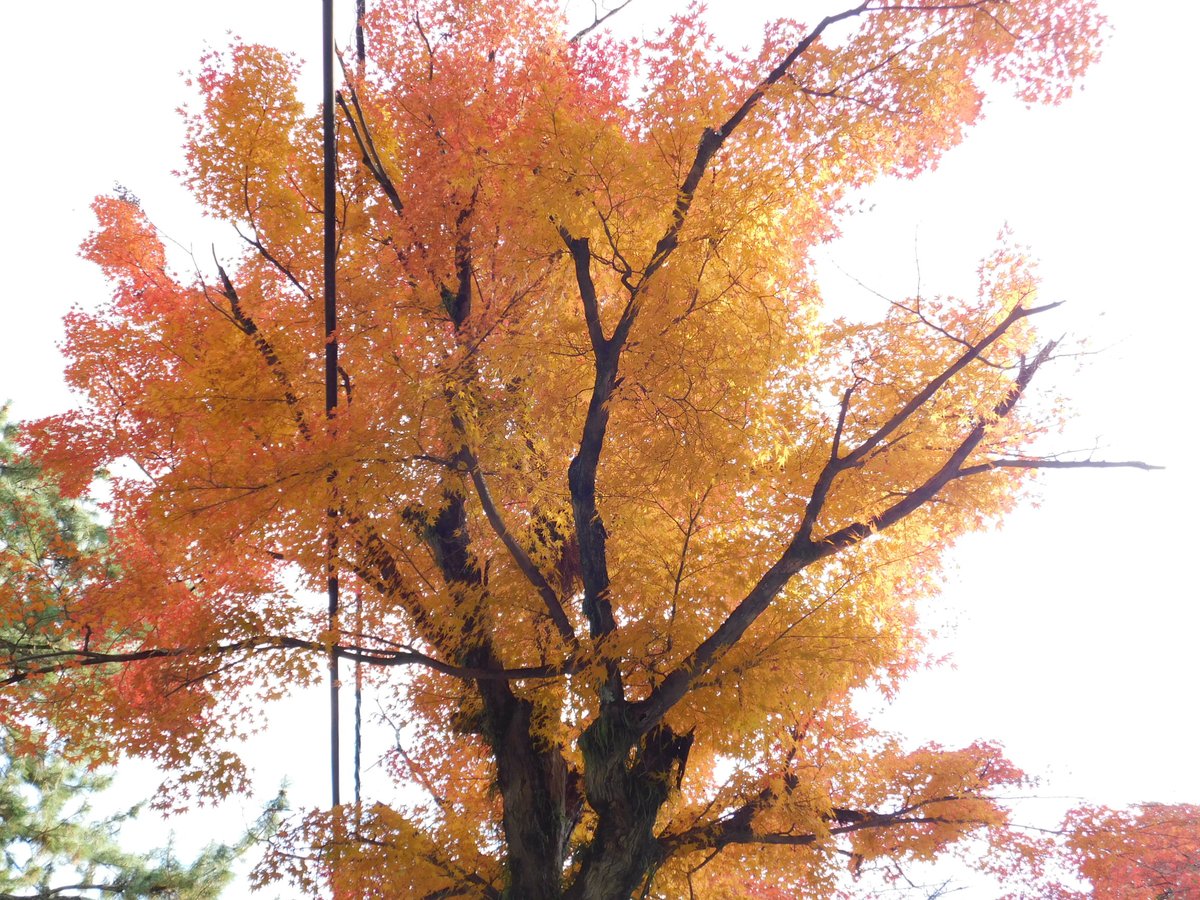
[354,592,363,807]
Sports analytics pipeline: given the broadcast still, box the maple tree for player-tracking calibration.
[2,0,1175,896]
[1057,803,1200,899]
[0,412,244,899]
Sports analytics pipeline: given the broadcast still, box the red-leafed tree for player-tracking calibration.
[3,1,1175,897]
[1060,804,1200,899]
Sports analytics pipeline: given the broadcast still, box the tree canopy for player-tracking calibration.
[0,411,243,900]
[2,0,1182,897]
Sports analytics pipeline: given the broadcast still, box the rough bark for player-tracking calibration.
[565,718,693,900]
[427,489,582,900]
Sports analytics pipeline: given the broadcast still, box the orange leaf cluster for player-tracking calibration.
[7,1,1169,896]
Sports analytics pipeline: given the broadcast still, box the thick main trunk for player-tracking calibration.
[478,679,581,900]
[563,717,693,900]
[426,488,690,900]
[429,492,581,899]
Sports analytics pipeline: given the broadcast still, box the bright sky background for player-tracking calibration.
[2,1,1197,896]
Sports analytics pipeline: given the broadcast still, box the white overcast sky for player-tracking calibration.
[1,1,1197,895]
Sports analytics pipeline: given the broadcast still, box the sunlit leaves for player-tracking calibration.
[1063,803,1200,899]
[9,0,1138,895]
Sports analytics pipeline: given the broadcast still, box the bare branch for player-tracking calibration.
[955,457,1163,476]
[569,0,636,43]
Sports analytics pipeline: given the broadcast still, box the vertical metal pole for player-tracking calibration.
[322,0,341,810]
[352,0,366,812]
[356,0,366,66]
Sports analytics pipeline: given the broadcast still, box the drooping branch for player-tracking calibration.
[1,634,570,688]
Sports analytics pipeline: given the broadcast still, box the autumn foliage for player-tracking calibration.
[1059,803,1200,899]
[2,0,1186,897]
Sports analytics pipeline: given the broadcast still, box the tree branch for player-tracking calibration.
[628,2,873,302]
[631,336,1067,736]
[664,811,973,855]
[2,634,570,687]
[335,80,405,219]
[234,223,315,303]
[661,785,990,859]
[795,300,1060,546]
[955,457,1162,477]
[465,452,578,648]
[569,0,636,43]
[213,254,312,440]
[344,515,446,652]
[839,301,1061,472]
[559,230,622,657]
[553,4,882,662]
[560,230,608,352]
